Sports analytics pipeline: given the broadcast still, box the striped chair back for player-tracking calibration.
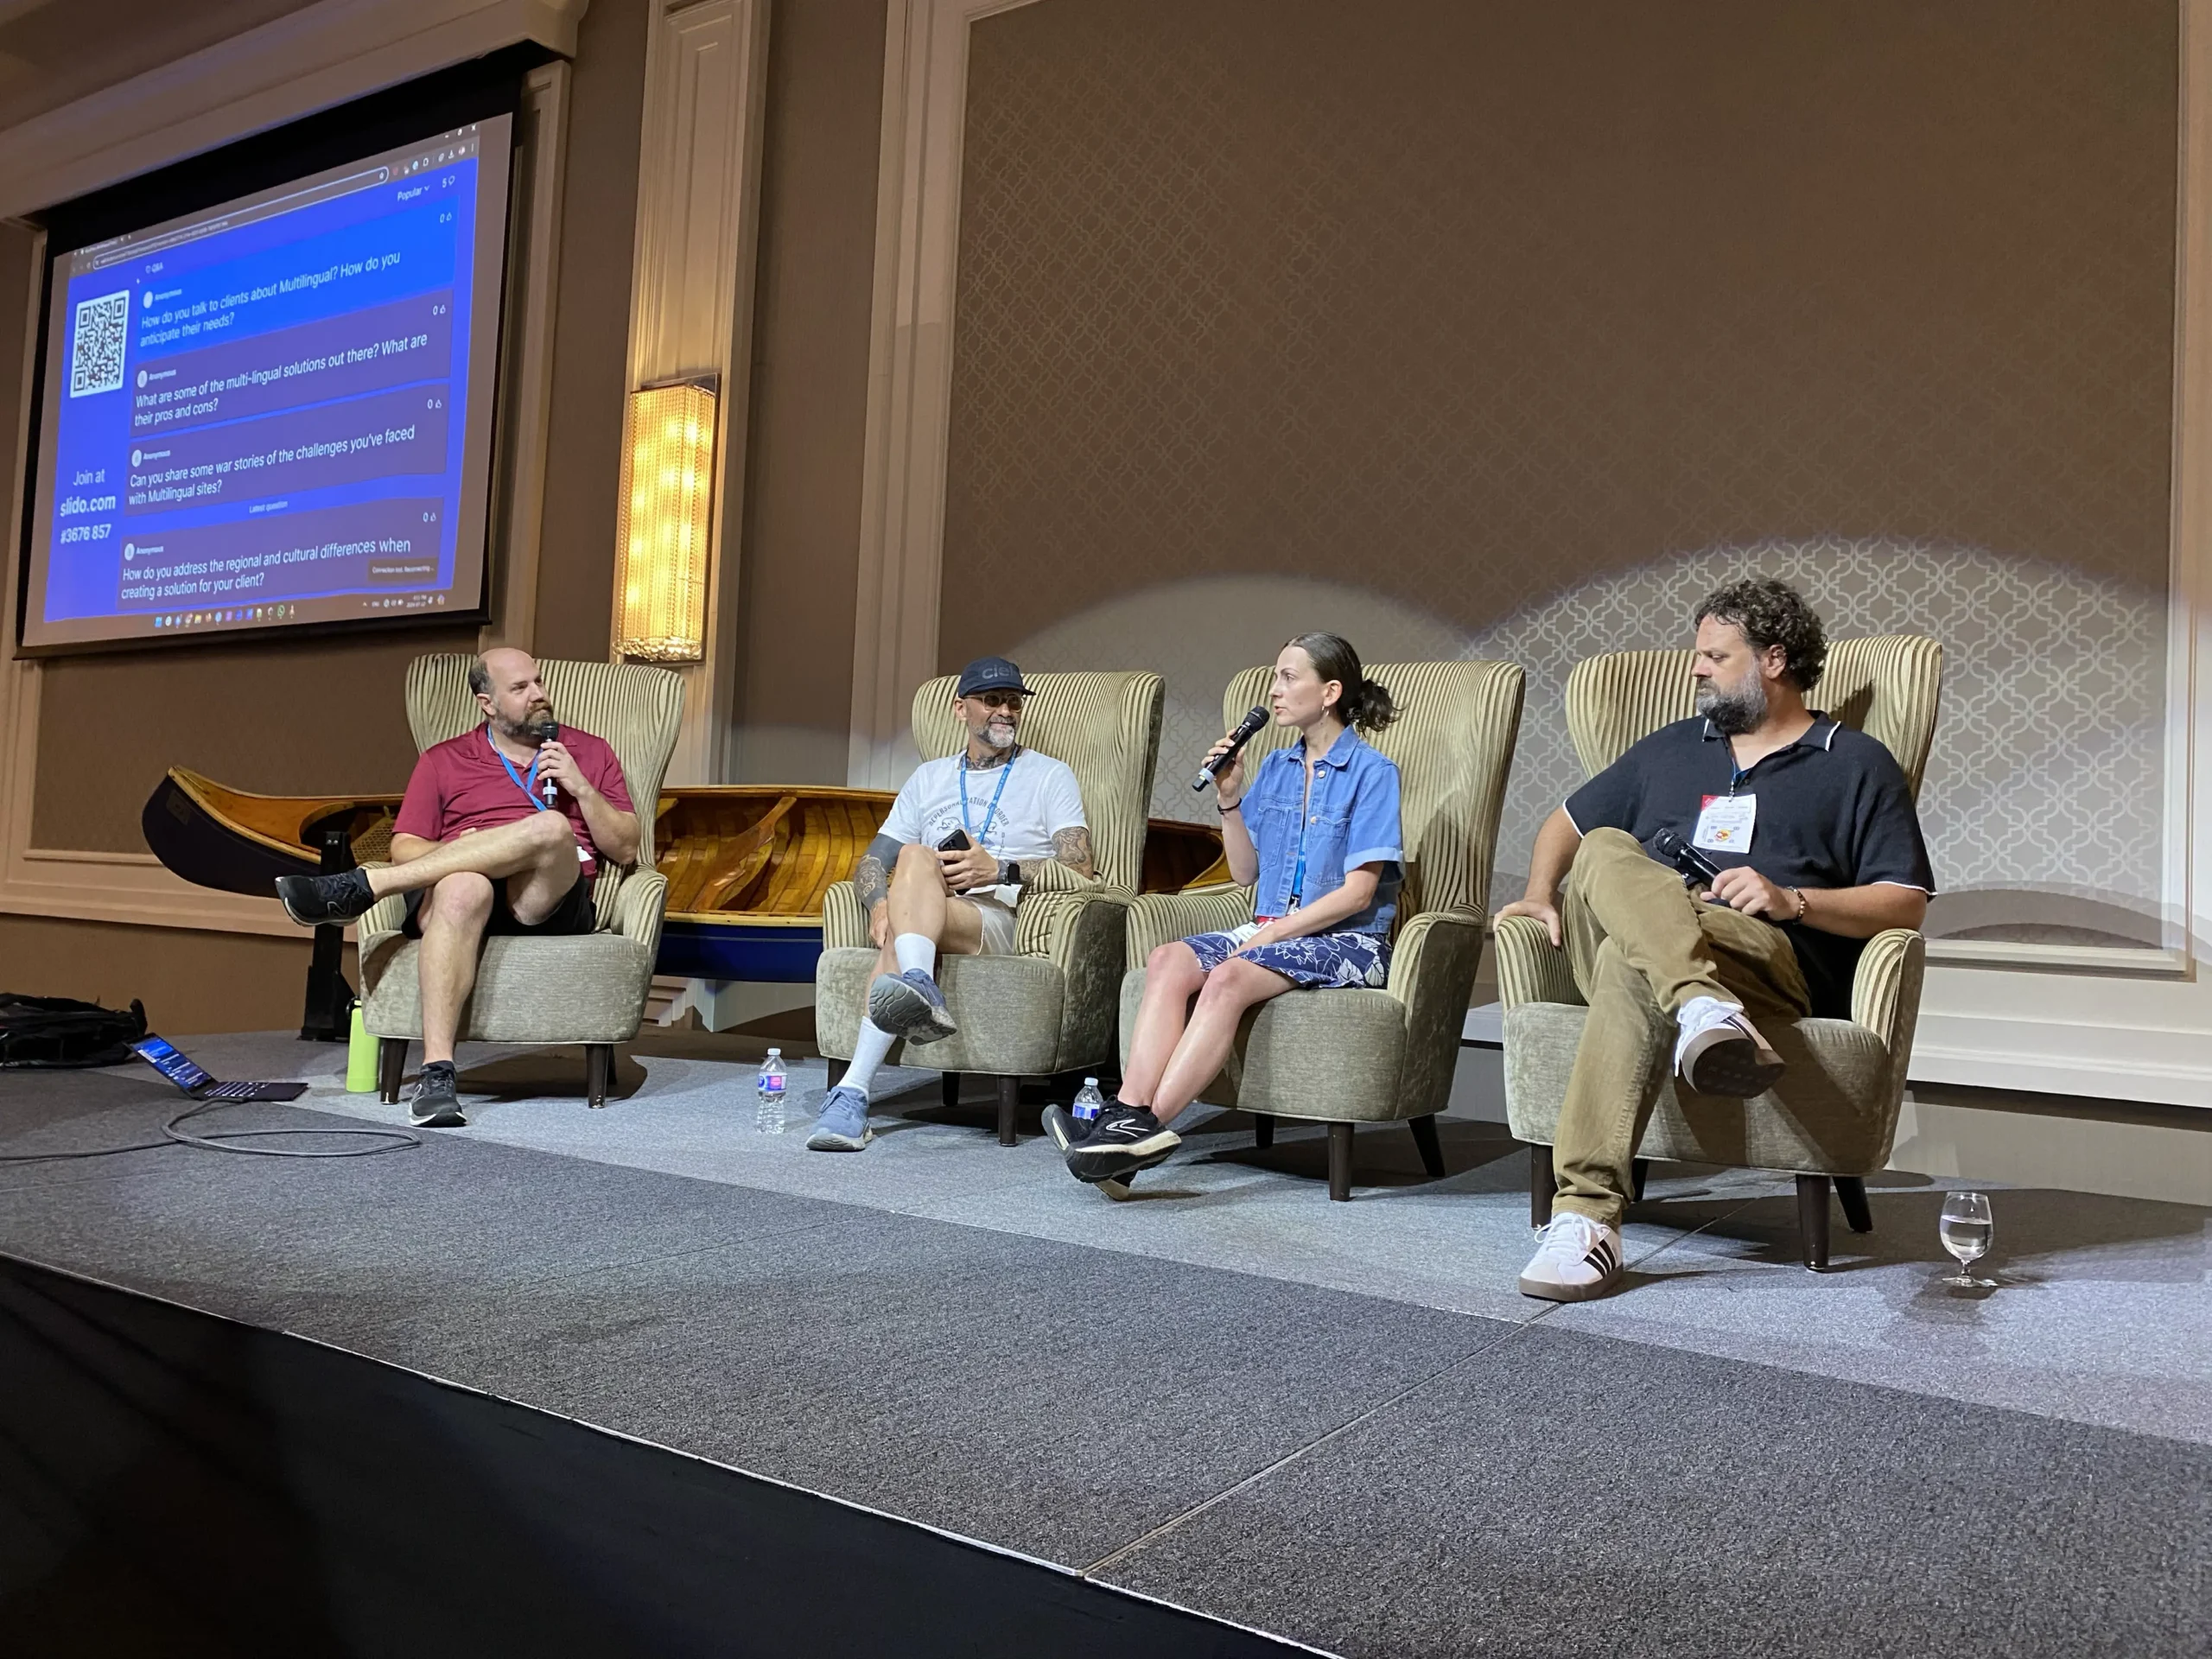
[908,671,1166,892]
[1563,634,1942,799]
[1218,660,1526,921]
[403,656,686,863]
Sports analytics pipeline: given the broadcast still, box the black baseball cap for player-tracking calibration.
[956,656,1032,697]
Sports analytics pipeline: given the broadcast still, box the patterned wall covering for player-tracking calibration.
[939,0,2178,944]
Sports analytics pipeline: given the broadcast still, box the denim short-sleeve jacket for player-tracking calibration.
[1244,726,1405,934]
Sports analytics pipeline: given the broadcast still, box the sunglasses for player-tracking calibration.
[969,691,1024,710]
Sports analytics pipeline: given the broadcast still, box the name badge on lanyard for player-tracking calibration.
[1693,792,1756,854]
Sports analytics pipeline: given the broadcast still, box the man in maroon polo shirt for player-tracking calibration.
[276,646,639,1127]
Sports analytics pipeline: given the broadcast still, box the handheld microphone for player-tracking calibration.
[1652,828,1722,889]
[533,719,560,803]
[1192,706,1270,792]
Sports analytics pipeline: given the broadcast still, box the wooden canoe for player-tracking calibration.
[143,768,1229,982]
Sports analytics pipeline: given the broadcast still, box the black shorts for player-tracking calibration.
[401,868,596,940]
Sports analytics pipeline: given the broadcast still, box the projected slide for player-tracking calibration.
[22,117,512,649]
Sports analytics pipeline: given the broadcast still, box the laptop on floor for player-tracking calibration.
[130,1035,308,1103]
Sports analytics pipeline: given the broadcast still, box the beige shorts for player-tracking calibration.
[955,893,1019,955]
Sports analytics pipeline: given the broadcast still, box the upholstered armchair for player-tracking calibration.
[814,671,1166,1145]
[359,656,684,1109]
[1118,661,1526,1199]
[1497,634,1942,1268]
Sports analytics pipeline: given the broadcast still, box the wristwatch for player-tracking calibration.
[1001,859,1022,886]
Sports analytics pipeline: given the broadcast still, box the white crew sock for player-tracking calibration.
[894,932,937,977]
[842,1019,897,1099]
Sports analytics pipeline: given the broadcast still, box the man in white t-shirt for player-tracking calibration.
[806,656,1094,1151]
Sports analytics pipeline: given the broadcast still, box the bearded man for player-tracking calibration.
[1497,579,1935,1302]
[273,647,639,1128]
[804,655,1093,1153]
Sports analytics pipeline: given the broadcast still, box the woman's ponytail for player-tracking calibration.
[1286,632,1400,733]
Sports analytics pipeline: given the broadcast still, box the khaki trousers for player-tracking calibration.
[1553,827,1809,1227]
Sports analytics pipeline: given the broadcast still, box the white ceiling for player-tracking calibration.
[0,0,320,132]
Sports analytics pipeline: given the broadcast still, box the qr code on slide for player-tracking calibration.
[68,289,130,397]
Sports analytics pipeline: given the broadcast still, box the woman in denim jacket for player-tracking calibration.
[1052,632,1403,1189]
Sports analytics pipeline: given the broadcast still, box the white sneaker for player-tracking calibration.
[1517,1211,1624,1301]
[1674,995,1785,1097]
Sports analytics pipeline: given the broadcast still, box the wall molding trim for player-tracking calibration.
[847,0,1040,787]
[621,0,772,785]
[0,0,589,220]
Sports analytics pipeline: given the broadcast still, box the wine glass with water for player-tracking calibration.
[1938,1191,1994,1287]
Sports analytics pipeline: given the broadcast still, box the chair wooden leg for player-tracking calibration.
[1796,1173,1833,1271]
[941,1070,962,1108]
[996,1075,1020,1147]
[1631,1157,1650,1205]
[377,1038,407,1105]
[1253,1111,1274,1149]
[586,1044,613,1109]
[1408,1114,1446,1179]
[1326,1122,1353,1201]
[1529,1143,1554,1229]
[1835,1175,1874,1234]
[825,1058,847,1090]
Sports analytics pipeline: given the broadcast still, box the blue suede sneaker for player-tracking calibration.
[805,1084,874,1151]
[868,969,958,1045]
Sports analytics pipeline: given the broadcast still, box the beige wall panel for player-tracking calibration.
[938,0,2178,943]
[734,0,888,783]
[0,913,348,1035]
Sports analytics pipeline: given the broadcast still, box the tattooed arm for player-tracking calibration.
[1051,825,1095,879]
[854,832,901,946]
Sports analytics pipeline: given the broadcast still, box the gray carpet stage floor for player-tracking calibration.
[3,1033,2206,1657]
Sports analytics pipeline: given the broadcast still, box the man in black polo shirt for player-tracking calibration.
[1500,579,1935,1301]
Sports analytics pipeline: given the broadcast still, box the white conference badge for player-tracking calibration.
[1692,792,1756,854]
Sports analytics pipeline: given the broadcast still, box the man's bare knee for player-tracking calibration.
[426,872,494,926]
[524,810,573,854]
[892,842,945,889]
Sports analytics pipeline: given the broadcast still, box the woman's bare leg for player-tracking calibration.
[1118,942,1207,1107]
[1149,957,1296,1126]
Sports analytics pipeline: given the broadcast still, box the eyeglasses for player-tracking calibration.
[971,691,1023,711]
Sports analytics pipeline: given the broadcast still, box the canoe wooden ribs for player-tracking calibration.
[142,769,1230,991]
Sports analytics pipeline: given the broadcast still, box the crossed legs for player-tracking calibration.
[1119,942,1294,1128]
[383,812,582,1066]
[1550,828,1808,1227]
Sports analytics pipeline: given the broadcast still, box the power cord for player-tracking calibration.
[0,1095,420,1163]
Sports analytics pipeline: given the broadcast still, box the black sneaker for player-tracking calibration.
[1064,1103,1179,1184]
[407,1061,466,1128]
[275,868,376,926]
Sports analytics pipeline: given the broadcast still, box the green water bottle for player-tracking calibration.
[345,1002,378,1092]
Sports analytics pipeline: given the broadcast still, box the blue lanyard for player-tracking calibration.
[1288,754,1326,906]
[961,749,1017,846]
[488,727,550,811]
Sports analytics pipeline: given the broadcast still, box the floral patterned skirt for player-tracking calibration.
[1183,921,1392,989]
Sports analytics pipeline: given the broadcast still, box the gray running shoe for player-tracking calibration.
[805,1084,874,1151]
[868,969,958,1045]
[407,1061,466,1128]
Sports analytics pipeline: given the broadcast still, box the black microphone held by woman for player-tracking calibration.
[1192,705,1270,791]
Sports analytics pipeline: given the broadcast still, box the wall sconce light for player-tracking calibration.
[612,379,718,663]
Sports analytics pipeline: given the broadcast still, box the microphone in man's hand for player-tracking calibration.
[533,719,560,802]
[1192,706,1270,792]
[1652,828,1722,889]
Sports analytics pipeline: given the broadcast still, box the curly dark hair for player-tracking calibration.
[1693,578,1827,692]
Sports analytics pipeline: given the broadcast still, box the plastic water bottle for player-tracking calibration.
[755,1049,788,1134]
[1072,1077,1107,1133]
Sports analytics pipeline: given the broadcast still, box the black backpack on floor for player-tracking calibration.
[0,994,148,1069]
